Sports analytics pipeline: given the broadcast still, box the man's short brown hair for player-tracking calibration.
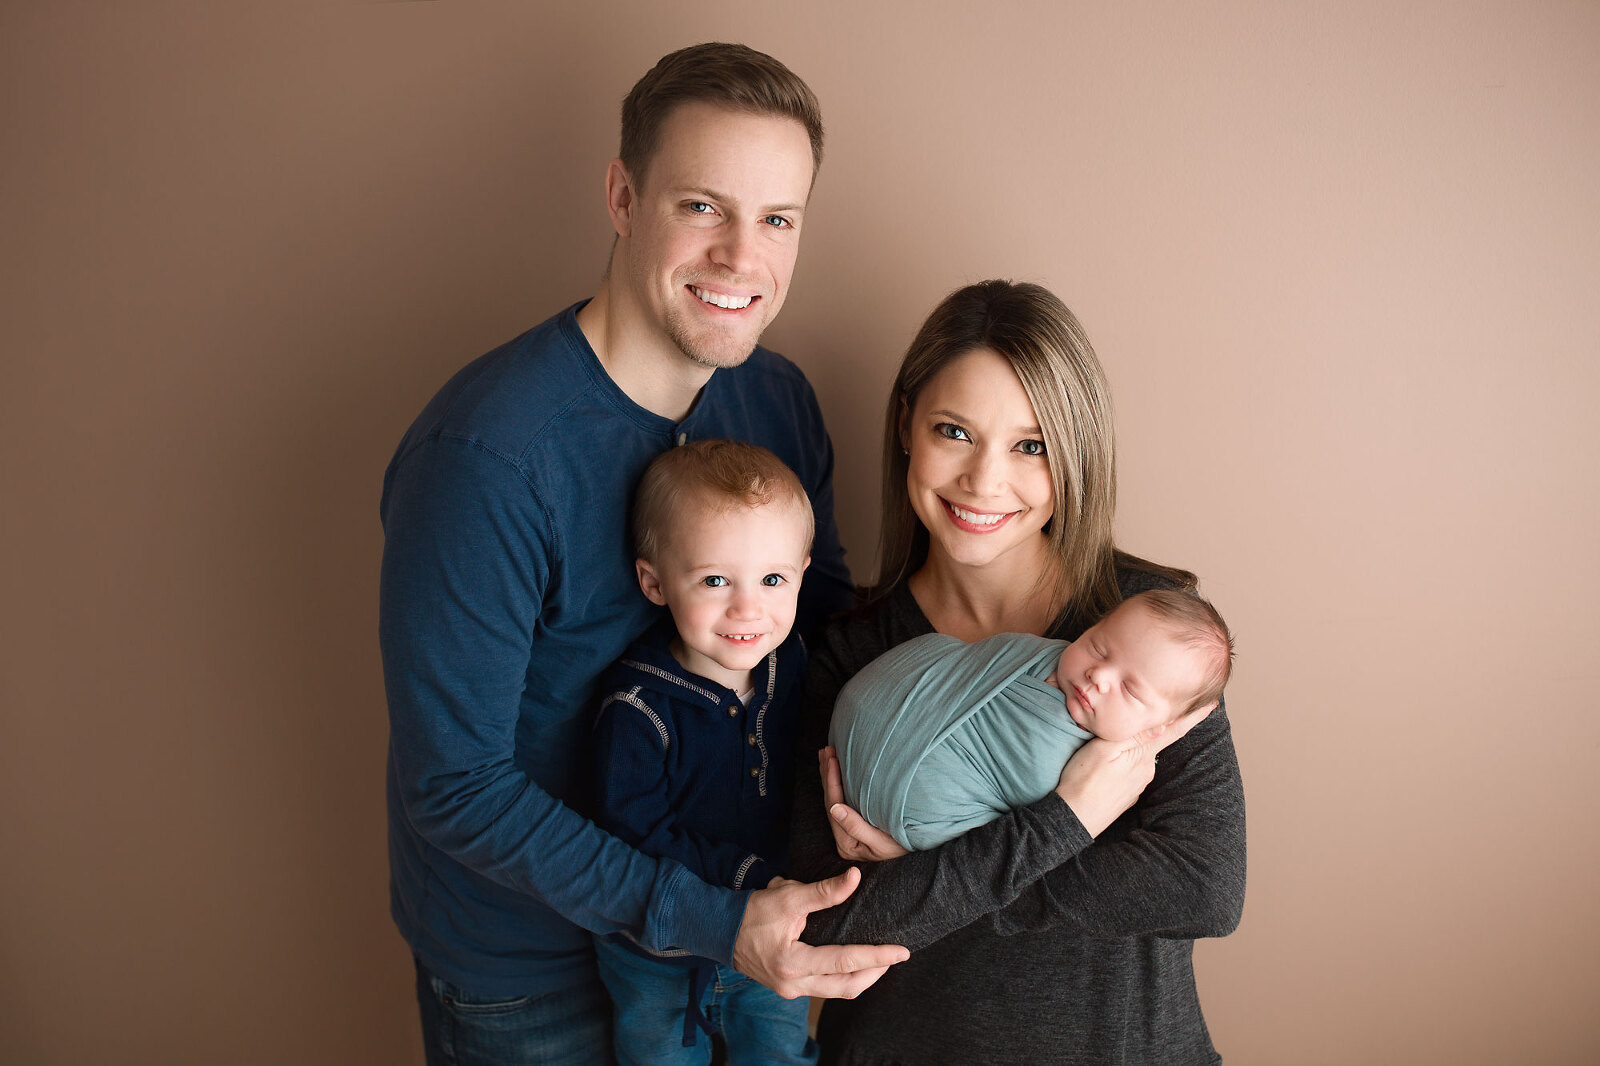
[620,42,824,184]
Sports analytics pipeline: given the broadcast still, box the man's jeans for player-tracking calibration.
[593,936,817,1066]
[414,956,614,1066]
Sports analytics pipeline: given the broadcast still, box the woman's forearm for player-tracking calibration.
[800,790,1094,950]
[993,708,1246,940]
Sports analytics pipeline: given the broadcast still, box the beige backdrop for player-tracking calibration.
[5,2,1597,1063]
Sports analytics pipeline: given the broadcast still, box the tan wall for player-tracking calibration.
[5,3,1597,1063]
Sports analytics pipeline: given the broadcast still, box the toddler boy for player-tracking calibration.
[831,589,1233,851]
[591,439,819,1065]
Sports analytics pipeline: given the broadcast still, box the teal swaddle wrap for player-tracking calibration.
[830,631,1095,851]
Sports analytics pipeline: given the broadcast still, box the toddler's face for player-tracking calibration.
[636,495,811,691]
[1046,602,1203,742]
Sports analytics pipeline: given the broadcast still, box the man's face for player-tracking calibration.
[616,101,815,371]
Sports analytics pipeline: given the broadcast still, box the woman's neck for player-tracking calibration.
[908,544,1067,642]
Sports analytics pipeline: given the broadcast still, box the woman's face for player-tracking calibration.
[903,347,1056,573]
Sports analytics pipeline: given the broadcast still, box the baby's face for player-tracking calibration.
[1046,602,1203,742]
[636,495,811,691]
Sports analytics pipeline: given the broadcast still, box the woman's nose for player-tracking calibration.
[960,448,1006,496]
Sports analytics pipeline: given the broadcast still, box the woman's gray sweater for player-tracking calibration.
[791,574,1246,1065]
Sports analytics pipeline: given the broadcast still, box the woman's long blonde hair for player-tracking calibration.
[869,280,1192,633]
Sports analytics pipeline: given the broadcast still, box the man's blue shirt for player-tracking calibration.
[378,303,852,996]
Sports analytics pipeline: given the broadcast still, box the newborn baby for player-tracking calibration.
[830,589,1233,851]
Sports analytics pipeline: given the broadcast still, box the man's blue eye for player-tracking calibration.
[763,215,791,228]
[688,202,712,214]
[1018,439,1047,456]
[761,574,785,587]
[702,575,727,587]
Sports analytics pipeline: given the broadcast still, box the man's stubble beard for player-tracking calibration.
[662,300,767,371]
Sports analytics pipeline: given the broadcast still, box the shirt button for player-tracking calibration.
[749,767,760,778]
[727,705,739,717]
[747,733,756,746]
[677,433,688,446]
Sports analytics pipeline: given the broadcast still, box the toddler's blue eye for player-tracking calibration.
[761,574,785,587]
[701,576,728,587]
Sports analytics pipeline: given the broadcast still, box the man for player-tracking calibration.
[379,43,907,1064]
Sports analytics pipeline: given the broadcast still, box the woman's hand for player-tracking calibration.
[1055,702,1216,837]
[820,746,909,863]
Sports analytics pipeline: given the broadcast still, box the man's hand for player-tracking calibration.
[820,746,909,863]
[732,868,909,999]
[1055,702,1215,837]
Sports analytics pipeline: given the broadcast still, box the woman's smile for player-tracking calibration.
[940,498,1019,532]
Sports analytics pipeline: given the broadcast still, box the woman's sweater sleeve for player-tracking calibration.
[790,606,1096,951]
[790,594,1246,951]
[990,704,1246,940]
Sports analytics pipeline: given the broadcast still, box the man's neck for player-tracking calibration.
[576,282,713,424]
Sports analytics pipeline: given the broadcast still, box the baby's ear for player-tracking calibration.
[635,558,668,606]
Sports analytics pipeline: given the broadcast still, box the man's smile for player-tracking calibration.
[690,285,756,310]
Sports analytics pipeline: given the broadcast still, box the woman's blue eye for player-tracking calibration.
[701,575,728,587]
[761,574,785,587]
[1017,439,1047,456]
[934,423,970,442]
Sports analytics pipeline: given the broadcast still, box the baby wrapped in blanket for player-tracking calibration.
[830,590,1233,851]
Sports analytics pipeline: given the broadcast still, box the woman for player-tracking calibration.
[789,280,1245,1065]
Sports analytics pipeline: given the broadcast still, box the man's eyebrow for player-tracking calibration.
[674,185,805,214]
[673,185,726,202]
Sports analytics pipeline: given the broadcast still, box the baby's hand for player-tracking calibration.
[820,747,909,862]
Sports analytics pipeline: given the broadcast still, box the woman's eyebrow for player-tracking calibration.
[924,408,1043,435]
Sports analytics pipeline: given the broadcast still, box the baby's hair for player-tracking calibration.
[1122,589,1235,713]
[632,439,815,564]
